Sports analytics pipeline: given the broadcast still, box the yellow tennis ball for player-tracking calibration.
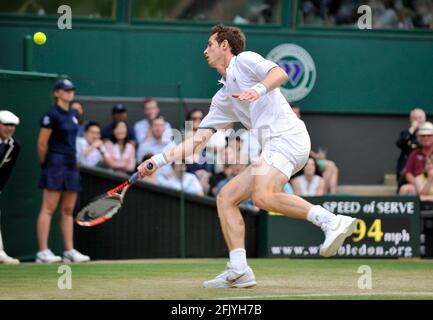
[33,32,47,45]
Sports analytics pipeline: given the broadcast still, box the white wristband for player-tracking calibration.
[251,83,267,97]
[150,153,169,168]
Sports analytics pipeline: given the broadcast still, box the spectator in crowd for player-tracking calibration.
[137,115,175,180]
[70,100,85,137]
[410,0,433,28]
[396,108,425,188]
[0,110,21,264]
[36,79,90,263]
[399,121,433,195]
[291,157,326,196]
[209,163,233,196]
[299,0,432,29]
[415,154,433,201]
[102,104,136,146]
[293,104,339,193]
[104,120,136,174]
[185,109,213,193]
[76,121,108,167]
[207,124,236,173]
[310,147,339,193]
[136,115,176,165]
[157,163,204,196]
[134,98,172,144]
[208,146,238,196]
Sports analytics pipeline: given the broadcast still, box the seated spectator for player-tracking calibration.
[103,121,136,174]
[102,104,136,146]
[185,109,212,171]
[134,98,172,144]
[310,148,338,193]
[399,121,433,195]
[136,115,175,164]
[293,104,339,193]
[291,157,325,196]
[157,163,204,196]
[71,100,85,137]
[208,146,239,196]
[396,108,425,188]
[415,154,433,201]
[299,0,431,29]
[185,109,213,193]
[76,121,108,167]
[209,164,233,196]
[208,124,236,173]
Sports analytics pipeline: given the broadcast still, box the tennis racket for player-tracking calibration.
[75,163,153,227]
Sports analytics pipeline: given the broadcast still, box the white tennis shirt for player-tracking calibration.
[199,51,303,137]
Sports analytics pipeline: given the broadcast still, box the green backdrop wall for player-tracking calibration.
[0,20,432,114]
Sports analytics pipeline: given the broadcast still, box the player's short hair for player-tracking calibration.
[210,24,245,56]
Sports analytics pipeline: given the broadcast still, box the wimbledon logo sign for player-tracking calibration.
[266,44,316,101]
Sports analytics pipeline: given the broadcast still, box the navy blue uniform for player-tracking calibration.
[38,105,80,192]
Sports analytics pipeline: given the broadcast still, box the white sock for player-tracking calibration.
[229,248,247,272]
[307,205,336,227]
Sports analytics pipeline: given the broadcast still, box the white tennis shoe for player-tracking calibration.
[203,263,257,288]
[63,249,90,263]
[36,249,62,263]
[320,215,357,257]
[0,250,20,264]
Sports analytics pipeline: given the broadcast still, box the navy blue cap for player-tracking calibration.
[112,103,127,114]
[53,79,75,91]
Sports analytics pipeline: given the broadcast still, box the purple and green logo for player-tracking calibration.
[266,44,316,101]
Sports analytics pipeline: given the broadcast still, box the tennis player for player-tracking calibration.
[138,25,356,288]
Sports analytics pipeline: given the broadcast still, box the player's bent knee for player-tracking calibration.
[217,187,240,208]
[251,192,271,211]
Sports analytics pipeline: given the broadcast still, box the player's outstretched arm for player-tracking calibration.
[137,128,215,177]
[232,66,289,102]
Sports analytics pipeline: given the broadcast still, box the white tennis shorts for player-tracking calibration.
[259,119,311,180]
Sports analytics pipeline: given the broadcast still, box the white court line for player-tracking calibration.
[217,292,433,300]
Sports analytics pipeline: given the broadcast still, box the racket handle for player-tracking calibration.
[128,172,140,184]
[128,163,154,184]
